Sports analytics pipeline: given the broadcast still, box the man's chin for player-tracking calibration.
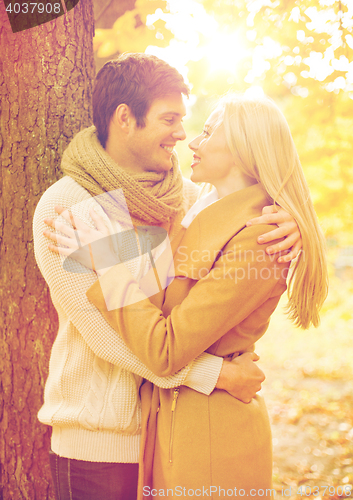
[146,161,174,174]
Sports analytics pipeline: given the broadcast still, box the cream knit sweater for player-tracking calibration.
[33,175,223,463]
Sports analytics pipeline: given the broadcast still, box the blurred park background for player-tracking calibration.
[94,0,353,496]
[0,0,352,498]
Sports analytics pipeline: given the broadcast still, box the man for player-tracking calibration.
[33,53,300,500]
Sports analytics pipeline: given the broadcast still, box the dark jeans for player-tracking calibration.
[49,450,139,500]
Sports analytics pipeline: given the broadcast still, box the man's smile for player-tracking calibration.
[161,145,175,154]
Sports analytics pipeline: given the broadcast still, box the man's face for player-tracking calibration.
[126,93,187,174]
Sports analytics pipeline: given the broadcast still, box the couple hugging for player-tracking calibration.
[33,52,328,500]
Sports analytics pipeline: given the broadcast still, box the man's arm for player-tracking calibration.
[247,205,302,262]
[216,353,265,403]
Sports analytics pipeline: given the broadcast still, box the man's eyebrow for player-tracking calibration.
[158,112,185,118]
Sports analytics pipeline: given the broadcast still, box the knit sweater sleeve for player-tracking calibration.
[33,178,222,394]
[182,177,200,207]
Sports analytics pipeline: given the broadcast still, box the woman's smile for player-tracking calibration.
[190,154,201,168]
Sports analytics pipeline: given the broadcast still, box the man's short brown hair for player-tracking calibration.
[93,53,190,148]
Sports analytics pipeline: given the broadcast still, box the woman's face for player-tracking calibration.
[188,109,235,186]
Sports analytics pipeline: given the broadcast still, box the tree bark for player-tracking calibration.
[0,2,95,498]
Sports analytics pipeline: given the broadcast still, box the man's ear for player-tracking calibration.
[113,104,134,132]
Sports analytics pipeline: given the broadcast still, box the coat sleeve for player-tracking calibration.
[33,187,223,394]
[86,224,289,377]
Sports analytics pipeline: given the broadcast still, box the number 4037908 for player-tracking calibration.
[5,3,62,14]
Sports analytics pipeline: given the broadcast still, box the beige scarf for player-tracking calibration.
[61,126,184,234]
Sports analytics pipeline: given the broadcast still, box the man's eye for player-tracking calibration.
[165,119,174,124]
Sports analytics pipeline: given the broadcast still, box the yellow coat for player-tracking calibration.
[87,183,289,499]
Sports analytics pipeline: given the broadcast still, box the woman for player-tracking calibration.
[45,95,328,498]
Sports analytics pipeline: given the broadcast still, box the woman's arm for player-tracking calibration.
[87,223,289,377]
[44,207,264,403]
[35,193,222,394]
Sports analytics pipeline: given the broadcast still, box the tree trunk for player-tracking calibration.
[0,2,95,498]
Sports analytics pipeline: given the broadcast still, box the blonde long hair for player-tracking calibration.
[219,94,328,329]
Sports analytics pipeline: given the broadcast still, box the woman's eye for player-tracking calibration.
[202,129,209,136]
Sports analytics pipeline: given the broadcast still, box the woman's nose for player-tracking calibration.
[188,136,200,151]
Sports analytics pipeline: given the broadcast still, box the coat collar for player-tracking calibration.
[173,183,272,279]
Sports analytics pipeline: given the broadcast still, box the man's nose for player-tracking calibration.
[172,123,186,141]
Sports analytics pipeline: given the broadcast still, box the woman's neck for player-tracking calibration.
[213,172,258,199]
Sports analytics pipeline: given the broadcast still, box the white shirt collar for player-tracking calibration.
[181,188,219,229]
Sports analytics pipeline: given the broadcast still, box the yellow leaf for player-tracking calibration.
[97,40,119,58]
[113,10,138,34]
[135,0,168,23]
[94,29,111,43]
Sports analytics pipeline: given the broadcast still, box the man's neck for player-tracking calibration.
[104,139,139,176]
